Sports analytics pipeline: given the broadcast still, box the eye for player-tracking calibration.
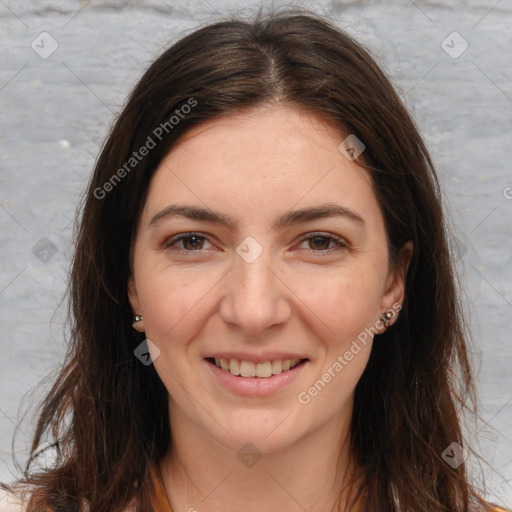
[164,232,213,252]
[297,232,347,254]
[164,231,347,255]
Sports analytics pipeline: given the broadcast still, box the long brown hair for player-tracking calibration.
[4,7,506,512]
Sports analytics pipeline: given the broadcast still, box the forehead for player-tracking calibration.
[142,105,381,230]
[169,104,367,176]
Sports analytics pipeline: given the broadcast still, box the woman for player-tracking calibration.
[0,7,509,512]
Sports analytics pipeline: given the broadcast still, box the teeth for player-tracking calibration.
[256,361,272,378]
[229,359,240,376]
[271,360,282,374]
[214,358,302,378]
[240,360,256,377]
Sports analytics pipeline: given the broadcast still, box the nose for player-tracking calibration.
[219,248,292,336]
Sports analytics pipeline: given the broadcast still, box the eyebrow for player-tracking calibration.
[148,202,365,230]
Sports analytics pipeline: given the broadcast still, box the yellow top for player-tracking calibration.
[149,463,173,512]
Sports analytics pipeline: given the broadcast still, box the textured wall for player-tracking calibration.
[1,0,511,505]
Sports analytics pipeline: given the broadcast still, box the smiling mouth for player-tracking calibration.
[206,357,308,378]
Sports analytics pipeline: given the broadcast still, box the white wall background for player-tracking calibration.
[1,0,511,506]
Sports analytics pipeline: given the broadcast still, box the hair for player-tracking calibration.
[3,7,507,512]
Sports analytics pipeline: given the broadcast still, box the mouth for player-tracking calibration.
[205,357,309,379]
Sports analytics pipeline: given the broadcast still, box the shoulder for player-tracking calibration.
[476,502,512,512]
[0,486,27,512]
[0,483,143,512]
[0,487,140,512]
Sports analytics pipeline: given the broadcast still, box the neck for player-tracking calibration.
[159,402,360,512]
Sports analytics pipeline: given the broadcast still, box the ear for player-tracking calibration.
[379,241,413,328]
[128,276,145,333]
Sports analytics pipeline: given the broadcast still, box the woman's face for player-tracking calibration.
[128,105,410,454]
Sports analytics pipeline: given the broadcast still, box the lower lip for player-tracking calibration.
[205,359,308,397]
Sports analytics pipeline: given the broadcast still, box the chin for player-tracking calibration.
[209,415,301,454]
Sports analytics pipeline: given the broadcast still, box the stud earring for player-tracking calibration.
[132,315,143,324]
[380,310,395,328]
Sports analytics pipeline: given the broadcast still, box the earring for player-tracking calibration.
[380,310,395,328]
[132,314,143,324]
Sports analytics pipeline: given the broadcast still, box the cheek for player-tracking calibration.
[292,265,384,337]
[138,273,216,387]
[302,340,372,416]
[135,258,221,344]
[296,274,378,411]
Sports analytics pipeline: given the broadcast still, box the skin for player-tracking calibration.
[128,104,412,512]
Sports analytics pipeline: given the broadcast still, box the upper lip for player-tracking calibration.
[203,352,309,364]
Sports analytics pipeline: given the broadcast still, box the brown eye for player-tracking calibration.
[308,236,332,250]
[165,233,212,252]
[298,233,346,254]
[181,235,205,250]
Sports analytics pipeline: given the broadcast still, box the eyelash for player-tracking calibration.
[164,231,347,255]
